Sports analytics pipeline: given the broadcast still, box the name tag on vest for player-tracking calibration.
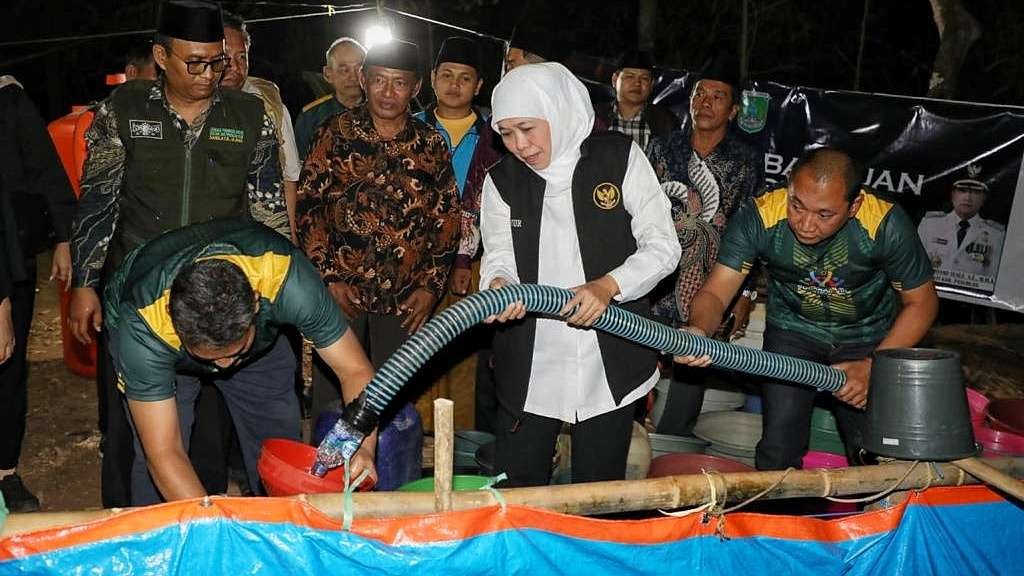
[209,127,245,143]
[129,120,163,139]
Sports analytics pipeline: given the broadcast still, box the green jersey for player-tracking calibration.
[294,94,349,159]
[105,219,347,401]
[717,187,933,346]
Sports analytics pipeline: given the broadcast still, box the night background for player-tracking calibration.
[3,0,1022,123]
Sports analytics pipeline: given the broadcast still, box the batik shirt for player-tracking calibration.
[718,187,933,346]
[296,104,461,314]
[71,82,284,288]
[646,129,763,321]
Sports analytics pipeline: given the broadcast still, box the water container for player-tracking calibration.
[47,108,97,378]
[863,349,976,461]
[314,401,423,491]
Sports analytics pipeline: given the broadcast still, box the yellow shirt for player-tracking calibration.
[436,111,477,148]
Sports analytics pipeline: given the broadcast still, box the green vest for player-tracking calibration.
[108,80,264,269]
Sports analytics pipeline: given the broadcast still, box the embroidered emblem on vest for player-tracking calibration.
[129,119,163,139]
[209,127,245,143]
[593,182,621,210]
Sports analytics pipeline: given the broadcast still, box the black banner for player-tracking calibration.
[654,73,1024,309]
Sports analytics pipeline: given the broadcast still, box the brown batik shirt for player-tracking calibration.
[296,104,461,315]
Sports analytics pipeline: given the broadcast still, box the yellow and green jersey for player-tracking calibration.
[104,219,347,401]
[717,187,933,346]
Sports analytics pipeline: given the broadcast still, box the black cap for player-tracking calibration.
[156,0,224,43]
[363,39,421,75]
[509,5,562,62]
[616,50,655,71]
[434,36,481,73]
[700,49,741,91]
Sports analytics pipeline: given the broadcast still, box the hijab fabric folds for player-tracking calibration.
[490,62,595,191]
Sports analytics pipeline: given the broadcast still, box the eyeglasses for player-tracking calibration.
[169,50,229,75]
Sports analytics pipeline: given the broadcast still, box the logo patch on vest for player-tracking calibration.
[129,120,163,139]
[593,182,621,210]
[208,127,245,143]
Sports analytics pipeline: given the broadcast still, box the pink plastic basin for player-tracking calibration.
[974,423,1024,457]
[986,399,1024,437]
[802,450,849,469]
[965,388,989,426]
[802,451,855,514]
[648,453,754,478]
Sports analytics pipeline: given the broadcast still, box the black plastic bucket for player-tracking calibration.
[863,348,977,461]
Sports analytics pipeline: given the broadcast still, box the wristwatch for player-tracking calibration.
[741,289,758,302]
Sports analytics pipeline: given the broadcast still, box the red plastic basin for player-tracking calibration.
[986,399,1024,437]
[257,438,374,497]
[648,453,754,478]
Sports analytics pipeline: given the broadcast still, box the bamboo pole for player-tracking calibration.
[953,457,1024,501]
[5,458,1023,538]
[433,398,454,512]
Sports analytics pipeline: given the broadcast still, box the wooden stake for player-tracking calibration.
[433,398,454,512]
[5,458,1024,538]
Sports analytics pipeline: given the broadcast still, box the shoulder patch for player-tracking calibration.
[985,218,1005,231]
[753,187,789,229]
[302,94,333,112]
[854,190,894,241]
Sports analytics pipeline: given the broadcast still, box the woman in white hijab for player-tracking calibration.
[479,62,679,487]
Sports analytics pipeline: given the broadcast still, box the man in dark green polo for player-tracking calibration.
[106,219,377,504]
[677,148,938,471]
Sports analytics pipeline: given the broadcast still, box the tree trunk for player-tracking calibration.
[740,0,749,83]
[927,0,981,99]
[637,0,657,53]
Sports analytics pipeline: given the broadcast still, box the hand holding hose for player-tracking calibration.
[560,275,619,327]
[673,326,713,367]
[484,278,526,323]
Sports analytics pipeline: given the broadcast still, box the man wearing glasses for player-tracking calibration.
[104,220,378,505]
[68,0,285,506]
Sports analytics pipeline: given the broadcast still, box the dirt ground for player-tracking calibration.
[19,252,101,512]
[15,250,1024,513]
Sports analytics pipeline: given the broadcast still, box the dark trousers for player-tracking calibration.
[494,400,637,488]
[652,313,706,437]
[97,330,134,507]
[756,326,875,471]
[190,326,305,495]
[473,348,498,434]
[311,311,422,490]
[0,261,35,470]
[189,385,236,495]
[311,311,413,419]
[654,364,706,436]
[125,336,298,505]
